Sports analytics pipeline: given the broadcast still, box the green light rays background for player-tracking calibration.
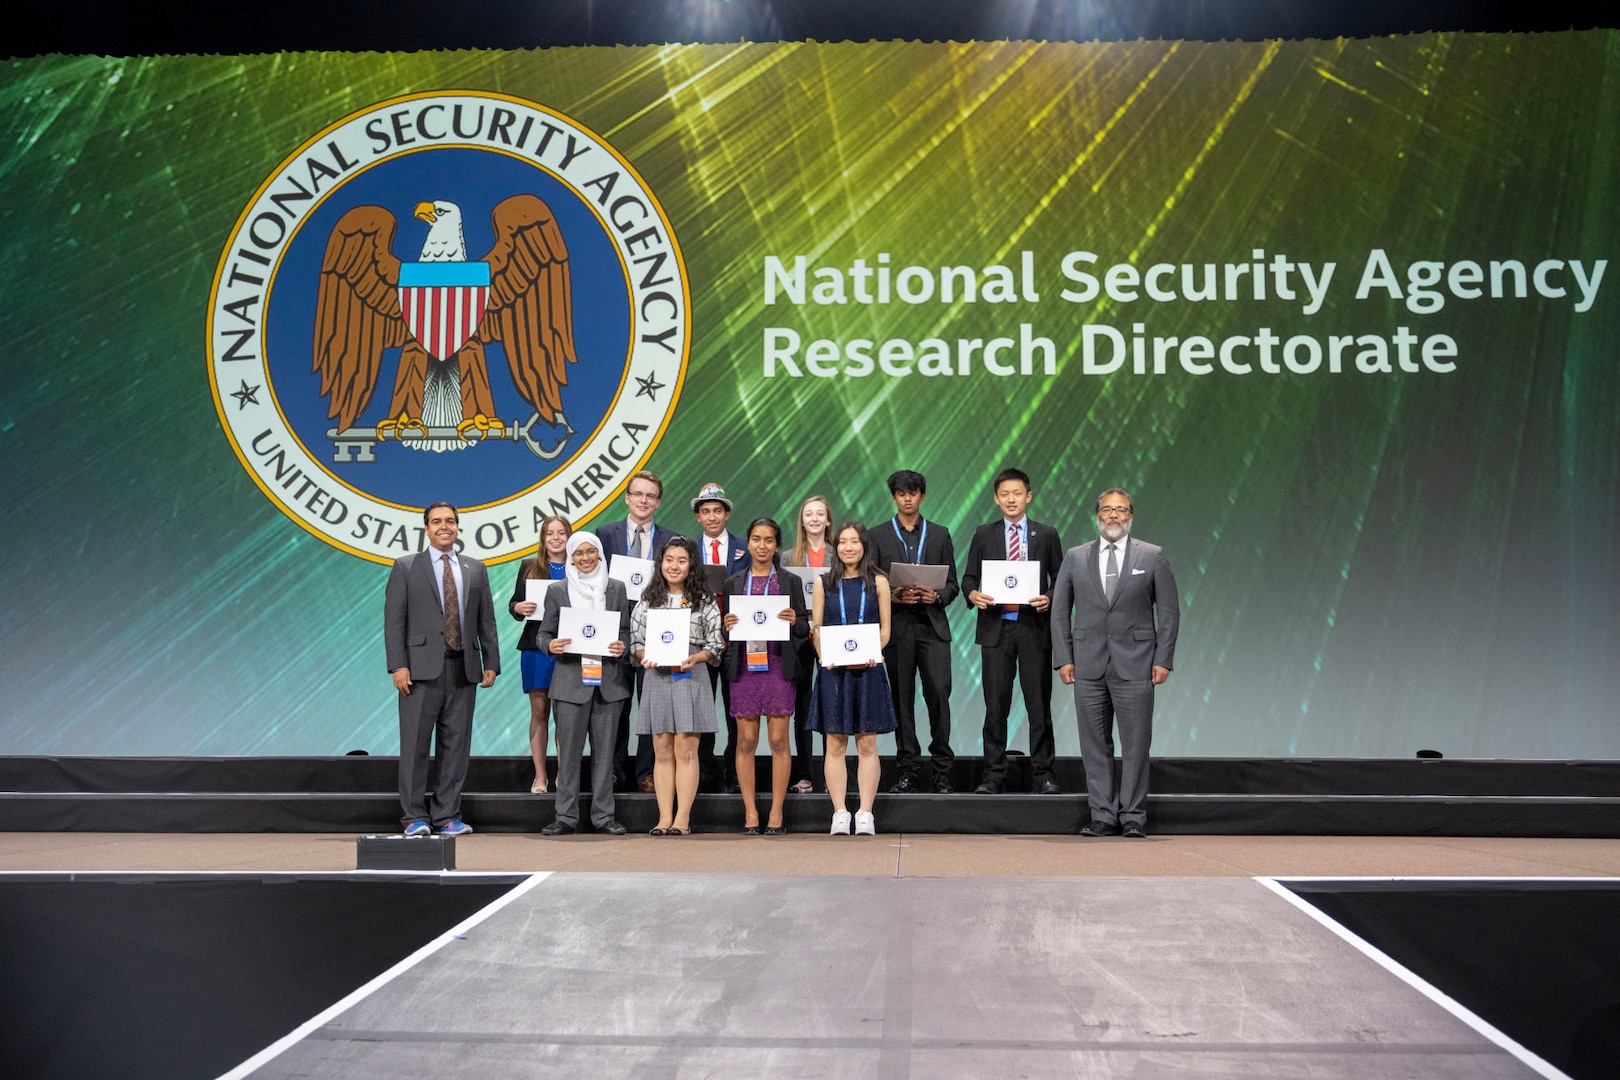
[1,33,1616,757]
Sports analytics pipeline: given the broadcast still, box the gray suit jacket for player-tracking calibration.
[534,578,633,705]
[1051,537,1179,681]
[384,548,500,682]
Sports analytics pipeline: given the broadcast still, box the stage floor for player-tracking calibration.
[227,873,1549,1079]
[3,831,1618,878]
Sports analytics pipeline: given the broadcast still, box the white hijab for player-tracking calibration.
[565,531,607,610]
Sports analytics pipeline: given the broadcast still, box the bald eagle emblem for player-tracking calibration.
[208,91,689,566]
[316,196,577,458]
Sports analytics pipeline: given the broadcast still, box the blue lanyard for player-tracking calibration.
[890,517,927,563]
[836,577,868,625]
[747,569,778,595]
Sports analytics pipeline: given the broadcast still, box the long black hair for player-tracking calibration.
[744,516,784,571]
[823,521,882,591]
[642,535,714,608]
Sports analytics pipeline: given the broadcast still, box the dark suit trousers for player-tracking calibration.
[1073,662,1154,827]
[700,667,737,787]
[979,620,1054,785]
[790,641,818,785]
[398,654,475,827]
[554,695,619,828]
[608,667,655,785]
[885,613,953,781]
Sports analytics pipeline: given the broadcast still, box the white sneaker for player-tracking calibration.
[854,810,876,835]
[830,810,852,835]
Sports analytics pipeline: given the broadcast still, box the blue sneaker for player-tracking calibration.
[438,819,473,837]
[403,820,431,837]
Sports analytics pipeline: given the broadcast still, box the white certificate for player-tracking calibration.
[783,566,821,607]
[727,595,791,641]
[980,560,1040,604]
[609,555,655,601]
[523,578,548,620]
[556,607,621,654]
[819,623,882,667]
[643,607,690,666]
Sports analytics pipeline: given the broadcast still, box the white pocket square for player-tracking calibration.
[1131,568,1146,575]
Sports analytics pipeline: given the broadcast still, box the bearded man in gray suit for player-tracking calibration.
[1051,488,1179,838]
[384,501,499,838]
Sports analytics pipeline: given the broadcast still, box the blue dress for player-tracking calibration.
[520,561,568,692]
[807,577,896,735]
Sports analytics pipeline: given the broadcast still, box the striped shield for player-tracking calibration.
[398,262,491,361]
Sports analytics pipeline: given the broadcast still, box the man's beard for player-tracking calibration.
[1098,519,1132,543]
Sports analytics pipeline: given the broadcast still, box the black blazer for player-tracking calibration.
[867,516,960,641]
[720,564,811,683]
[959,518,1064,649]
[507,557,566,651]
[695,530,749,574]
[596,518,674,563]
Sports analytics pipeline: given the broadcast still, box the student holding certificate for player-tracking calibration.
[807,523,896,836]
[868,470,960,795]
[631,536,726,835]
[961,467,1065,796]
[534,532,631,836]
[784,494,833,792]
[508,514,571,794]
[722,518,810,834]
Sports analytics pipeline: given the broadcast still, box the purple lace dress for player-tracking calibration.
[729,571,797,718]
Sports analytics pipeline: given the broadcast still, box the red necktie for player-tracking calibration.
[711,539,720,565]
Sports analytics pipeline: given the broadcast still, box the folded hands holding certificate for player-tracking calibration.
[723,596,794,640]
[552,608,624,655]
[978,560,1041,605]
[817,622,883,668]
[642,607,701,670]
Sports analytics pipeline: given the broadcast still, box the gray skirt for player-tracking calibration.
[635,666,719,735]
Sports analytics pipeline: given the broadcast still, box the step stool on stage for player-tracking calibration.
[356,834,456,871]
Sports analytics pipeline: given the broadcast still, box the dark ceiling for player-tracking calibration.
[9,0,1615,58]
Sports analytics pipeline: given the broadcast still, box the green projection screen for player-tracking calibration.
[2,33,1617,757]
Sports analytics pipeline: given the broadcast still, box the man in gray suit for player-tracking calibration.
[1051,488,1179,838]
[384,501,499,837]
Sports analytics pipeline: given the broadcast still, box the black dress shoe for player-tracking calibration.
[974,780,1003,794]
[1079,821,1119,837]
[540,821,576,836]
[764,826,785,835]
[1121,822,1147,838]
[742,825,760,835]
[932,776,954,794]
[889,776,919,794]
[597,821,627,836]
[1036,778,1063,795]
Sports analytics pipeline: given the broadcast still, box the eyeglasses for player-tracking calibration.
[1097,506,1132,518]
[627,490,660,502]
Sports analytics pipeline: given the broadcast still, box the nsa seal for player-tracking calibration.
[207,91,689,563]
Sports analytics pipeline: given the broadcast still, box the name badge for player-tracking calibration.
[581,657,603,686]
[747,646,769,672]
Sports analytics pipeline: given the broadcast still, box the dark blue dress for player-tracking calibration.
[520,561,568,692]
[807,577,896,735]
